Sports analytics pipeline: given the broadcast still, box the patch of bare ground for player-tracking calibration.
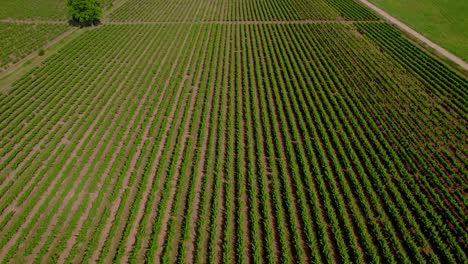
[0,119,62,195]
[96,26,200,264]
[189,58,224,263]
[0,85,72,186]
[88,39,185,264]
[25,133,106,262]
[96,39,179,264]
[182,5,227,264]
[22,85,121,262]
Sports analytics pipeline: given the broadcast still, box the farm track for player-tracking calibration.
[0,19,68,24]
[104,19,381,25]
[2,18,381,25]
[0,0,467,262]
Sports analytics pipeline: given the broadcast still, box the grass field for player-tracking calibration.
[0,0,467,263]
[368,0,468,61]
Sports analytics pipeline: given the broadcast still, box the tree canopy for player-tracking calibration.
[67,0,102,25]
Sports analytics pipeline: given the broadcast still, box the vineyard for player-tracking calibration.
[0,0,467,263]
[0,0,114,20]
[108,0,378,21]
[0,22,69,72]
[0,0,66,20]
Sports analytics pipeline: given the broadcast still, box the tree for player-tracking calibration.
[67,0,102,26]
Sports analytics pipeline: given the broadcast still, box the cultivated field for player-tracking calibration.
[0,0,114,20]
[0,22,69,71]
[0,0,467,263]
[108,0,378,21]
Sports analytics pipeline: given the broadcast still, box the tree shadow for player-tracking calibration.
[68,19,102,28]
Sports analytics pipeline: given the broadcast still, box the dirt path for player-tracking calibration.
[105,19,377,25]
[0,18,67,24]
[357,0,468,70]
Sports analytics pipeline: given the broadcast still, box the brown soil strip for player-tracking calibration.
[0,19,68,24]
[161,6,221,264]
[195,2,228,262]
[88,39,180,264]
[357,0,468,70]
